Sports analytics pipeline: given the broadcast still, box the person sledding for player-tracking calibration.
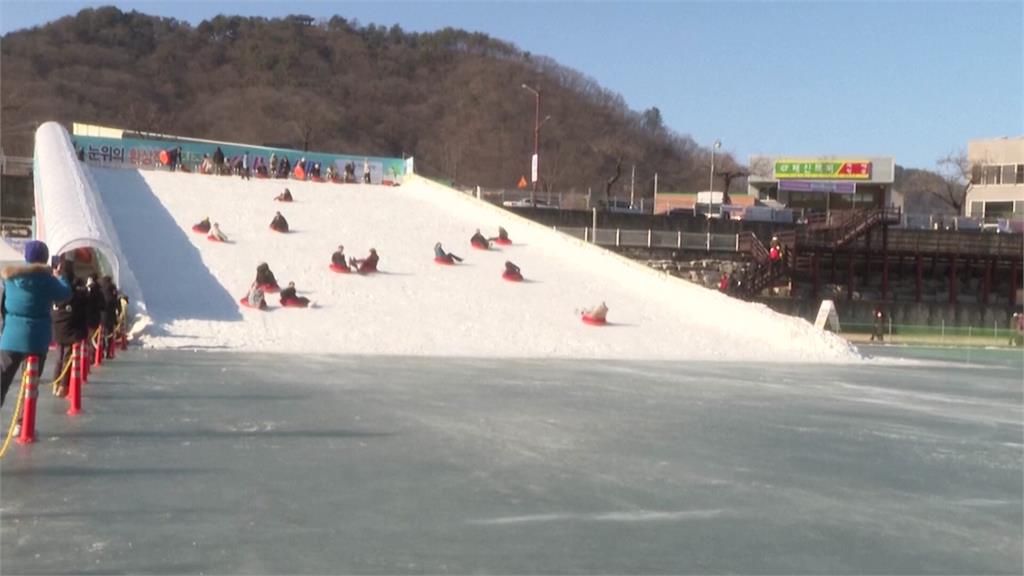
[207,222,228,242]
[348,248,379,274]
[470,229,490,250]
[255,262,280,292]
[192,216,211,234]
[274,188,294,202]
[330,244,351,272]
[279,281,311,308]
[490,226,511,245]
[269,211,289,233]
[434,242,463,265]
[502,260,523,281]
[581,301,609,325]
[241,281,268,310]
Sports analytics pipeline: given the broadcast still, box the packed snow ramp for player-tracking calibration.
[85,166,858,361]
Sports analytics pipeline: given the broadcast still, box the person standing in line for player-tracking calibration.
[241,151,251,180]
[50,270,88,397]
[0,241,71,407]
[363,158,371,183]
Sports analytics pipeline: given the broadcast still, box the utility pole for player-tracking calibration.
[521,84,540,208]
[630,164,636,208]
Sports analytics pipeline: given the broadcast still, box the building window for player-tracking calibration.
[970,201,983,218]
[984,201,1014,219]
[984,165,1001,185]
[1016,164,1024,184]
[1002,165,1016,184]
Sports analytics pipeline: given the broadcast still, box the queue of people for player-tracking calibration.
[1,239,132,448]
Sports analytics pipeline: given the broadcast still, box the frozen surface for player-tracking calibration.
[88,167,857,362]
[1,346,1020,574]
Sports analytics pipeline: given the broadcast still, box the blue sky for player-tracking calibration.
[1,1,1021,170]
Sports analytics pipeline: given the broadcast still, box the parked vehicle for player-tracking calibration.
[502,198,559,209]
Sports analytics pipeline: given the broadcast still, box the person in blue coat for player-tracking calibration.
[1,241,72,406]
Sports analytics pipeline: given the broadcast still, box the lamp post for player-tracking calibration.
[522,84,540,207]
[707,139,721,250]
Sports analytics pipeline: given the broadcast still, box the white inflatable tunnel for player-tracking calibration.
[33,121,146,324]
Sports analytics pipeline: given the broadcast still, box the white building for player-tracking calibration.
[966,136,1024,223]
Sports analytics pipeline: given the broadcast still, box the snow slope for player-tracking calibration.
[89,167,859,362]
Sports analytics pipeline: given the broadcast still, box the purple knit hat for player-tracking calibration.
[23,240,49,264]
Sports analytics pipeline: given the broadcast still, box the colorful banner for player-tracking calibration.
[774,160,871,180]
[68,134,408,184]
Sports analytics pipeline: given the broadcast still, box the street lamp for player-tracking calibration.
[522,83,540,207]
[707,139,721,250]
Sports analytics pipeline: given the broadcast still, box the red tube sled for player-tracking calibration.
[192,225,210,234]
[581,314,607,326]
[239,296,268,310]
[434,256,455,265]
[471,243,489,250]
[502,271,523,282]
[270,226,289,233]
[329,263,351,273]
[259,283,280,293]
[280,298,309,308]
[207,236,226,243]
[274,197,293,203]
[494,238,512,246]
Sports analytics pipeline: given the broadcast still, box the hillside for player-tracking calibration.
[86,165,856,362]
[1,7,744,199]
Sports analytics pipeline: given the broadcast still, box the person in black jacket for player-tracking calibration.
[84,275,104,357]
[279,281,311,308]
[51,271,88,397]
[270,211,289,233]
[212,146,225,175]
[99,276,119,357]
[255,262,279,289]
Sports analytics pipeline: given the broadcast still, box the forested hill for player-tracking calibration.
[1,7,741,196]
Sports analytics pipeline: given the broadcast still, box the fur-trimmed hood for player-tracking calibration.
[2,263,52,279]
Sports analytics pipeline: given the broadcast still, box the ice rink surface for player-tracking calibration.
[2,346,1020,574]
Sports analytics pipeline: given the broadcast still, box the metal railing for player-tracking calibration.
[554,226,740,252]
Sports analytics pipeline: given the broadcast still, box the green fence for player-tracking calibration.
[840,321,1024,348]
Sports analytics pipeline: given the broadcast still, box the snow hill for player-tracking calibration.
[89,167,859,362]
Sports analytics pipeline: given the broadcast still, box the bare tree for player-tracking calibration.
[935,149,971,214]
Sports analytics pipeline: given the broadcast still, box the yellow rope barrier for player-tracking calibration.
[0,370,30,459]
[50,355,74,396]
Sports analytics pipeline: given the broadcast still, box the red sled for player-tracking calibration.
[239,296,268,310]
[434,256,455,265]
[329,263,352,273]
[274,197,293,203]
[192,225,210,234]
[259,283,280,293]
[207,236,228,243]
[581,314,607,326]
[270,226,289,233]
[471,243,490,250]
[280,298,309,308]
[502,271,523,282]
[494,238,512,246]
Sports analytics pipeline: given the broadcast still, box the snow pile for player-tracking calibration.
[88,166,859,362]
